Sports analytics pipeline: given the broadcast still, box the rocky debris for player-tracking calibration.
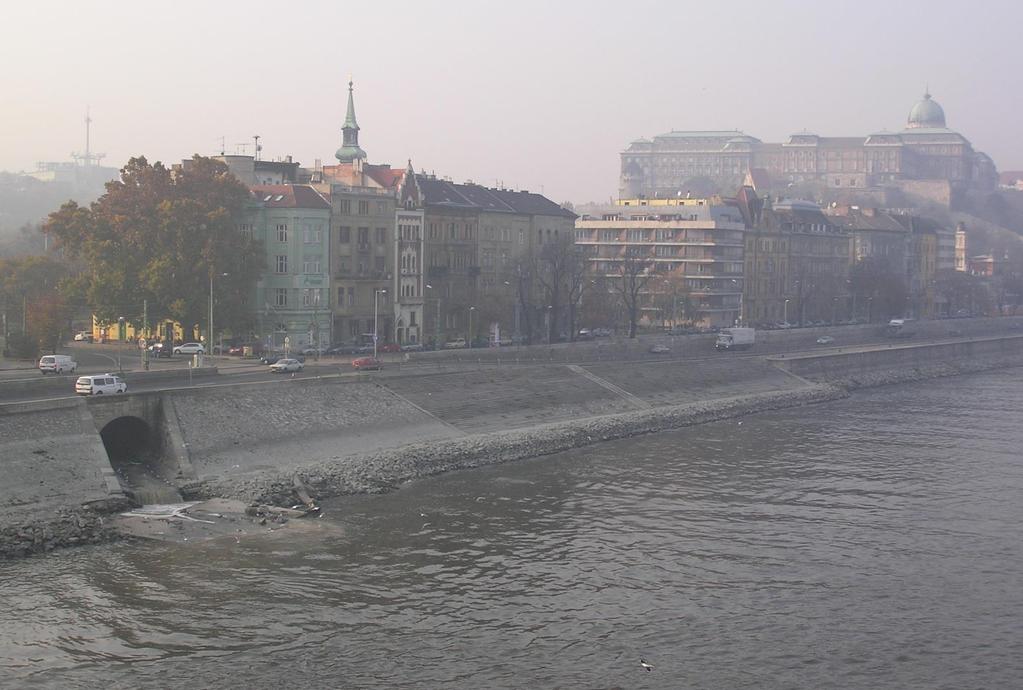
[0,508,119,559]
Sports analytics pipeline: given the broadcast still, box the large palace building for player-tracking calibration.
[620,92,998,201]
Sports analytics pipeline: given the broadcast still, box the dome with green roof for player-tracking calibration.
[906,91,946,129]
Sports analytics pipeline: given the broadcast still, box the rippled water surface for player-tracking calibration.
[3,370,1023,689]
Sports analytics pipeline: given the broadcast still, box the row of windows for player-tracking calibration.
[338,227,388,244]
[335,256,387,274]
[272,288,324,308]
[336,199,389,215]
[274,255,325,274]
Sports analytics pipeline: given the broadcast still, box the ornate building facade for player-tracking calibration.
[620,92,998,201]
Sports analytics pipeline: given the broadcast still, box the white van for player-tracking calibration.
[39,355,77,375]
[75,374,127,396]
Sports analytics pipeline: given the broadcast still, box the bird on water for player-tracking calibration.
[640,658,653,672]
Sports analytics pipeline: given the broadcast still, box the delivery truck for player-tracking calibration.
[715,327,755,351]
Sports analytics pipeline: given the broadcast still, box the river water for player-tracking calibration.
[2,370,1022,689]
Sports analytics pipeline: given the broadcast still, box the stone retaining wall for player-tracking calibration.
[183,385,847,506]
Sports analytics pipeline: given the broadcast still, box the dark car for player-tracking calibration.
[260,352,306,365]
[147,342,173,358]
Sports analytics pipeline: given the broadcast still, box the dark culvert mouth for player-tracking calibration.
[100,416,181,504]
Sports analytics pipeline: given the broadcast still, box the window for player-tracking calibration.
[302,289,322,306]
[276,224,288,242]
[376,201,388,215]
[410,311,417,326]
[275,255,288,273]
[374,227,386,244]
[338,199,351,214]
[347,287,355,306]
[304,226,323,244]
[303,258,321,274]
[519,230,524,244]
[374,256,385,271]
[339,226,351,243]
[358,200,369,215]
[274,288,287,306]
[358,227,369,244]
[337,287,344,305]
[449,223,456,239]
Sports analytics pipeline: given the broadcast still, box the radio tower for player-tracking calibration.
[71,107,106,171]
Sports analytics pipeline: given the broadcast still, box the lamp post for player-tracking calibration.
[117,316,125,372]
[866,297,874,323]
[373,288,387,358]
[426,284,441,348]
[209,271,228,354]
[545,305,553,344]
[783,299,790,325]
[468,306,476,348]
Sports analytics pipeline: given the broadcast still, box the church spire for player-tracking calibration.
[335,77,367,163]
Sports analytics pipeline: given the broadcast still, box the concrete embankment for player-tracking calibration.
[183,384,848,506]
[770,335,1023,388]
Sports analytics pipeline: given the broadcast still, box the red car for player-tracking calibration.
[352,356,382,371]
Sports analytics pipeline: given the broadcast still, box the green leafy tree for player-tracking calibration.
[44,156,264,339]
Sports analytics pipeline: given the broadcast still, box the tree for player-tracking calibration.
[535,234,591,342]
[0,255,67,336]
[27,293,73,354]
[934,268,992,316]
[849,257,907,321]
[44,156,263,339]
[612,255,653,338]
[651,272,691,327]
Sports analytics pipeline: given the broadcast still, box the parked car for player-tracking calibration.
[577,328,594,340]
[443,338,467,349]
[378,343,401,353]
[648,344,671,354]
[816,335,835,345]
[38,354,77,375]
[75,374,127,395]
[269,358,304,373]
[148,342,173,358]
[73,332,94,343]
[592,328,613,338]
[352,356,382,371]
[400,343,424,352]
[173,342,205,355]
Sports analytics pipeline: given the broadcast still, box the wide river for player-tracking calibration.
[2,369,1022,689]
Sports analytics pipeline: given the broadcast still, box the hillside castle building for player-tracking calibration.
[620,92,998,203]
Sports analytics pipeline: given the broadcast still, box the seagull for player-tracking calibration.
[640,658,653,672]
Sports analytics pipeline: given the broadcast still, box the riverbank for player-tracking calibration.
[3,336,1023,559]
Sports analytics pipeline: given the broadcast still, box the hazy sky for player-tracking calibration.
[2,0,1019,202]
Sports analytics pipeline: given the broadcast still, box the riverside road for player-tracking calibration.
[0,317,1015,405]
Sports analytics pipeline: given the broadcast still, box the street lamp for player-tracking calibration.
[866,297,874,323]
[117,316,125,372]
[209,271,228,354]
[546,305,553,344]
[373,288,387,358]
[468,306,476,348]
[783,299,790,325]
[832,297,839,325]
[426,284,441,348]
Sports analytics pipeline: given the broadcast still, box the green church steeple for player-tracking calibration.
[335,78,367,163]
